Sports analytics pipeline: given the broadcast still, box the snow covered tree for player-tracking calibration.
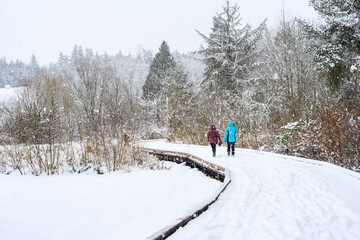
[0,57,40,88]
[197,0,266,93]
[299,0,360,90]
[0,57,7,87]
[142,41,176,129]
[2,68,65,145]
[258,13,328,128]
[10,60,26,87]
[166,64,197,142]
[57,52,70,68]
[28,54,39,76]
[71,46,118,137]
[142,41,176,101]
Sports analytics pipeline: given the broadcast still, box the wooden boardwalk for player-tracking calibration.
[139,147,231,240]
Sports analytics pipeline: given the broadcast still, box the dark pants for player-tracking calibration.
[210,143,216,156]
[227,142,235,156]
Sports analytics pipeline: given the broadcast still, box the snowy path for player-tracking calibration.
[142,140,360,240]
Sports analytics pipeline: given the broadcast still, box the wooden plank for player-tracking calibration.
[140,147,226,173]
[138,146,231,240]
[144,150,225,181]
[150,178,231,240]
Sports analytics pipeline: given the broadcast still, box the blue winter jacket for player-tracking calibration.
[224,122,236,143]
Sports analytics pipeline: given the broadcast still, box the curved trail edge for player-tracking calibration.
[139,147,231,240]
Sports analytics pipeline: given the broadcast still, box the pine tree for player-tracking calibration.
[142,41,176,101]
[28,54,39,76]
[299,0,360,90]
[197,0,266,93]
[0,57,7,88]
[58,52,70,67]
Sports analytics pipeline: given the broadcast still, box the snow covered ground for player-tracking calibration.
[1,139,360,240]
[142,140,360,240]
[0,163,222,240]
[0,87,22,104]
[0,87,23,114]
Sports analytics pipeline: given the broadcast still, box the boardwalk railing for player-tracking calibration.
[139,147,231,240]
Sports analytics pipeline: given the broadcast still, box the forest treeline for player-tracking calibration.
[0,0,359,174]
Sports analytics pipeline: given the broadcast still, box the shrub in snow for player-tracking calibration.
[277,105,360,170]
[0,140,164,175]
[350,63,359,86]
[277,122,302,144]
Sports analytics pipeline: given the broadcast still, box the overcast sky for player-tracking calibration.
[0,0,318,65]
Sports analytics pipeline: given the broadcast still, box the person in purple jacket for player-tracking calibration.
[207,125,222,157]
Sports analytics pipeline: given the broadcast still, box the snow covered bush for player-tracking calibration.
[277,122,302,144]
[277,105,360,171]
[0,48,164,175]
[315,106,360,170]
[237,132,273,150]
[0,140,162,175]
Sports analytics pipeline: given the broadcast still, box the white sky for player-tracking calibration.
[0,0,318,65]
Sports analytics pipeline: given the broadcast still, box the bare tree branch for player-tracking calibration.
[348,0,358,14]
[311,0,321,11]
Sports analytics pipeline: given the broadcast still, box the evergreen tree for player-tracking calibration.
[299,0,360,90]
[197,0,266,93]
[58,52,70,68]
[11,60,26,87]
[28,54,39,76]
[0,57,7,88]
[142,41,176,100]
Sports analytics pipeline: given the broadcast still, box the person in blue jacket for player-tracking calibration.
[224,121,236,156]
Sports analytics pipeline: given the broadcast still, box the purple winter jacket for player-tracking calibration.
[207,125,222,144]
